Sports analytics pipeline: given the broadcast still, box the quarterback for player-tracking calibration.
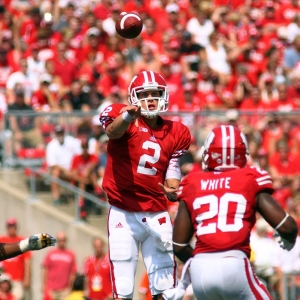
[171,125,298,300]
[99,71,191,300]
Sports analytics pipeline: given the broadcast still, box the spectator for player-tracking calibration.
[82,237,112,299]
[6,58,37,105]
[45,125,81,205]
[59,79,91,112]
[287,12,300,44]
[186,8,215,47]
[250,218,278,294]
[269,138,300,185]
[97,60,127,103]
[0,273,16,300]
[0,218,31,300]
[26,44,46,88]
[7,84,44,155]
[283,35,300,74]
[88,115,104,155]
[132,44,160,79]
[199,31,233,85]
[50,41,77,90]
[180,31,204,73]
[31,73,60,112]
[70,139,101,219]
[42,231,77,300]
[102,4,121,36]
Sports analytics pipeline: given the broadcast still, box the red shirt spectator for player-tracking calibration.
[51,42,77,87]
[83,237,112,300]
[97,59,127,99]
[42,231,77,299]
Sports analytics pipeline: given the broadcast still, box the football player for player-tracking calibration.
[99,71,191,300]
[171,125,298,300]
[0,233,56,261]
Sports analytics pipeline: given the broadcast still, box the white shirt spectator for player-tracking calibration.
[46,135,82,170]
[27,57,46,88]
[186,18,214,47]
[6,71,37,102]
[272,236,300,273]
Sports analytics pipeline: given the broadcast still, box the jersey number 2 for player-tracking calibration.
[193,193,246,236]
[137,141,161,175]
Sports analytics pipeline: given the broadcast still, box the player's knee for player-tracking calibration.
[115,277,134,297]
[152,266,176,292]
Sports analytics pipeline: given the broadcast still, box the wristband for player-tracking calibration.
[19,239,29,253]
[122,111,134,123]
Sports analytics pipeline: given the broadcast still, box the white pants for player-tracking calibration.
[108,206,176,299]
[190,251,272,300]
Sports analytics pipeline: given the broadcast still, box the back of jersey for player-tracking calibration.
[178,166,274,257]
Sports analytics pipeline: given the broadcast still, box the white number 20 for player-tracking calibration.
[193,193,246,236]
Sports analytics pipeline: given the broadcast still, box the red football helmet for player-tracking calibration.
[201,125,249,171]
[128,71,169,118]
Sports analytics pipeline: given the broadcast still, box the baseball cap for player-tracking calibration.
[6,218,17,226]
[183,83,193,92]
[160,55,171,66]
[86,27,100,37]
[0,273,11,282]
[111,3,121,11]
[165,3,179,13]
[169,39,180,49]
[182,31,192,40]
[39,73,52,83]
[186,71,198,81]
[54,125,64,134]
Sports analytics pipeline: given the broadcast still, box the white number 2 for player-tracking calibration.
[193,193,246,236]
[137,141,161,175]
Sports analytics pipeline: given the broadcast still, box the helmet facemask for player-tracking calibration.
[129,84,169,119]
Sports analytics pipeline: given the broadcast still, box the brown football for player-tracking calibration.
[115,12,143,39]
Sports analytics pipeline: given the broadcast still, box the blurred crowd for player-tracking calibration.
[2,0,300,298]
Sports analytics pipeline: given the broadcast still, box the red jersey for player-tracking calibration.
[100,103,191,212]
[177,166,274,258]
[0,236,31,281]
[83,254,111,299]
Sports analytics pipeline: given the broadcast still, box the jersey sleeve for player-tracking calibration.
[248,166,274,195]
[99,103,126,130]
[172,123,191,158]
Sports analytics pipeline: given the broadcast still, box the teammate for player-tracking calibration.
[171,125,298,300]
[99,70,191,300]
[0,233,56,261]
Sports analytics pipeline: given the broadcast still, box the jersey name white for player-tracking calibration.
[200,178,231,190]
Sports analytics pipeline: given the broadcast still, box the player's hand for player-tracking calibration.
[120,105,141,120]
[19,233,57,253]
[158,183,178,202]
[162,287,185,300]
[274,232,296,251]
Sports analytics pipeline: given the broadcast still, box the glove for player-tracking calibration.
[274,232,296,251]
[162,287,185,300]
[19,233,57,253]
[162,258,192,300]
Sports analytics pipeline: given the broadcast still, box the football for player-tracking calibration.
[115,12,143,39]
